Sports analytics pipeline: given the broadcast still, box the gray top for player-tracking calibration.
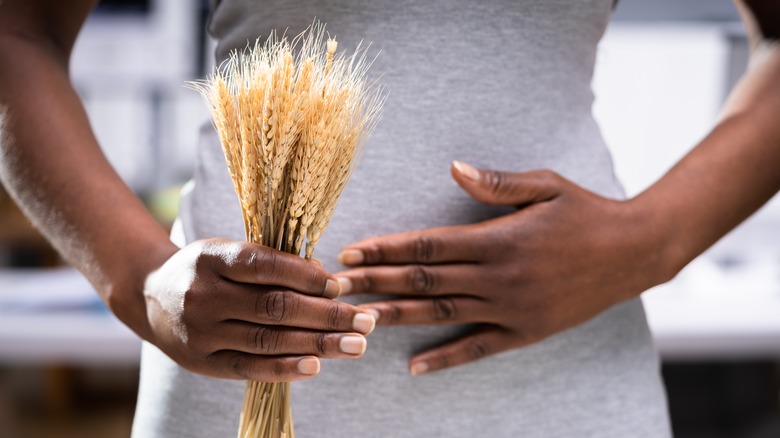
[132,1,672,436]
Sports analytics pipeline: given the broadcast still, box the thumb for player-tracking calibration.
[451,161,562,207]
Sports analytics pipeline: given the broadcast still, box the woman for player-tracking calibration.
[0,1,777,436]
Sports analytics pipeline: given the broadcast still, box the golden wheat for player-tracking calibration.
[190,22,384,438]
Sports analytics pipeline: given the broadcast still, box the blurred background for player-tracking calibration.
[0,0,778,436]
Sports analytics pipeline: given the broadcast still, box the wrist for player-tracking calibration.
[104,235,179,343]
[623,195,687,293]
[623,194,688,290]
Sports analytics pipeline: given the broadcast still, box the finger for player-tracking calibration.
[358,297,490,326]
[408,327,512,376]
[451,162,562,207]
[219,323,367,358]
[207,240,341,298]
[205,351,321,382]
[337,264,484,296]
[337,226,485,267]
[225,286,376,335]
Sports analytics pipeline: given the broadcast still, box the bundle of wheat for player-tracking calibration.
[190,23,383,438]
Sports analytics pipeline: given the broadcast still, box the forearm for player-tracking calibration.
[633,41,780,277]
[0,25,176,341]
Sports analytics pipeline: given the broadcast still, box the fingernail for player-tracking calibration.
[337,277,353,295]
[410,361,429,376]
[324,278,341,298]
[297,357,320,375]
[338,249,364,265]
[339,335,367,355]
[352,313,376,335]
[453,160,480,181]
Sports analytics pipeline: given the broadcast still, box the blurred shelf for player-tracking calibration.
[0,268,141,366]
[612,0,740,22]
[0,312,140,366]
[644,226,780,361]
[645,284,780,361]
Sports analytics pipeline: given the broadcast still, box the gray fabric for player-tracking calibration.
[133,1,672,436]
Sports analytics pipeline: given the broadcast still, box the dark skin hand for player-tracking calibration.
[336,165,666,376]
[144,238,376,380]
[336,0,780,376]
[0,0,375,382]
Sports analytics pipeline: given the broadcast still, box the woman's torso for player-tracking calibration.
[132,1,671,436]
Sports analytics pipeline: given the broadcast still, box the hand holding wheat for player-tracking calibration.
[143,237,376,377]
[189,23,384,438]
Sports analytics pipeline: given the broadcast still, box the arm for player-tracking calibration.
[0,0,374,380]
[644,0,780,269]
[0,0,170,342]
[334,0,780,375]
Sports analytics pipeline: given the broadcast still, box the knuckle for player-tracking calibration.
[254,249,281,280]
[536,168,559,181]
[307,268,327,295]
[202,351,225,375]
[514,329,536,346]
[230,353,251,379]
[483,169,507,196]
[378,304,402,324]
[256,290,288,323]
[325,304,346,330]
[250,326,278,354]
[182,331,205,355]
[195,239,234,272]
[493,266,521,288]
[181,288,198,316]
[429,353,450,371]
[363,243,386,265]
[408,265,438,294]
[272,358,287,380]
[315,333,328,356]
[535,169,562,189]
[514,320,541,345]
[413,235,437,263]
[181,285,214,321]
[431,298,457,321]
[355,271,375,293]
[464,338,491,361]
[245,247,260,276]
[180,321,210,356]
[205,351,220,366]
[193,249,216,274]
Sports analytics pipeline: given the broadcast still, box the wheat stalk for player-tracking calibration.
[189,21,384,438]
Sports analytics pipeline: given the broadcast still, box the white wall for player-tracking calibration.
[593,22,780,224]
[71,0,206,191]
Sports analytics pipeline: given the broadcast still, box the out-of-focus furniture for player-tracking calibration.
[643,216,780,361]
[0,268,141,366]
